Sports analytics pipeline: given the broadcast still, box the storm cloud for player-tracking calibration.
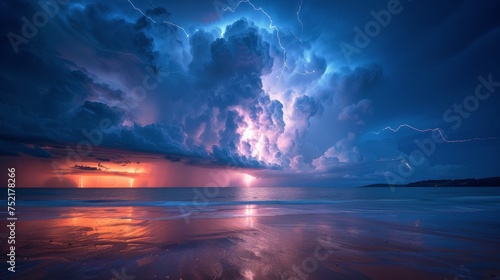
[1,0,499,186]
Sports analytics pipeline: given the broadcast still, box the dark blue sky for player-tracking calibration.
[1,0,499,187]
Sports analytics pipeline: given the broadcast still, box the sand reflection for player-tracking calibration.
[244,204,255,227]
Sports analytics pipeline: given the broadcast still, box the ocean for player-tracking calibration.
[11,186,500,221]
[4,187,500,279]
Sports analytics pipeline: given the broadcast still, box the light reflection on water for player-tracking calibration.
[245,204,255,227]
[8,187,500,279]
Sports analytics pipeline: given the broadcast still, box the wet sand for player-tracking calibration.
[5,205,500,280]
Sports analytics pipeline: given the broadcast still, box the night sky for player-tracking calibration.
[1,0,499,187]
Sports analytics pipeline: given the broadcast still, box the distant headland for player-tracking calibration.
[364,177,500,187]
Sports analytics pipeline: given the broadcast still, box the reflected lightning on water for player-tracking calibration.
[245,204,254,227]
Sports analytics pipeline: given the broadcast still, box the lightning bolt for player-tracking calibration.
[126,0,189,38]
[126,0,156,23]
[295,0,304,42]
[83,34,148,64]
[221,0,306,89]
[162,21,189,38]
[293,69,315,76]
[289,0,304,42]
[373,124,498,143]
[222,1,288,87]
[126,0,306,86]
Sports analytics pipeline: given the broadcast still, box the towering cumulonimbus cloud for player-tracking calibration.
[178,19,286,167]
[0,1,383,177]
[2,0,499,186]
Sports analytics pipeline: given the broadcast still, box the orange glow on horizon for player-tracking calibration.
[65,161,150,188]
[75,175,138,188]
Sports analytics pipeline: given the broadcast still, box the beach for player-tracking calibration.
[4,187,500,279]
[2,0,500,279]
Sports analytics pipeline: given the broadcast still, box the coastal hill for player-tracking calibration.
[364,176,500,187]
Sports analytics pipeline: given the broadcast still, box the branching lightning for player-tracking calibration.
[126,0,189,38]
[83,34,148,64]
[126,0,156,23]
[222,0,307,89]
[162,21,190,38]
[373,124,498,143]
[289,0,304,42]
[223,1,288,87]
[293,69,315,76]
[295,0,304,42]
[126,0,308,87]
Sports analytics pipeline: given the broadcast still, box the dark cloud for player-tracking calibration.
[1,0,498,185]
[211,145,272,169]
[292,95,322,120]
[333,64,383,106]
[0,140,52,158]
[66,3,159,63]
[337,99,372,123]
[73,164,100,171]
[211,18,273,75]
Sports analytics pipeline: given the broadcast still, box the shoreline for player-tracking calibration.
[7,205,500,279]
